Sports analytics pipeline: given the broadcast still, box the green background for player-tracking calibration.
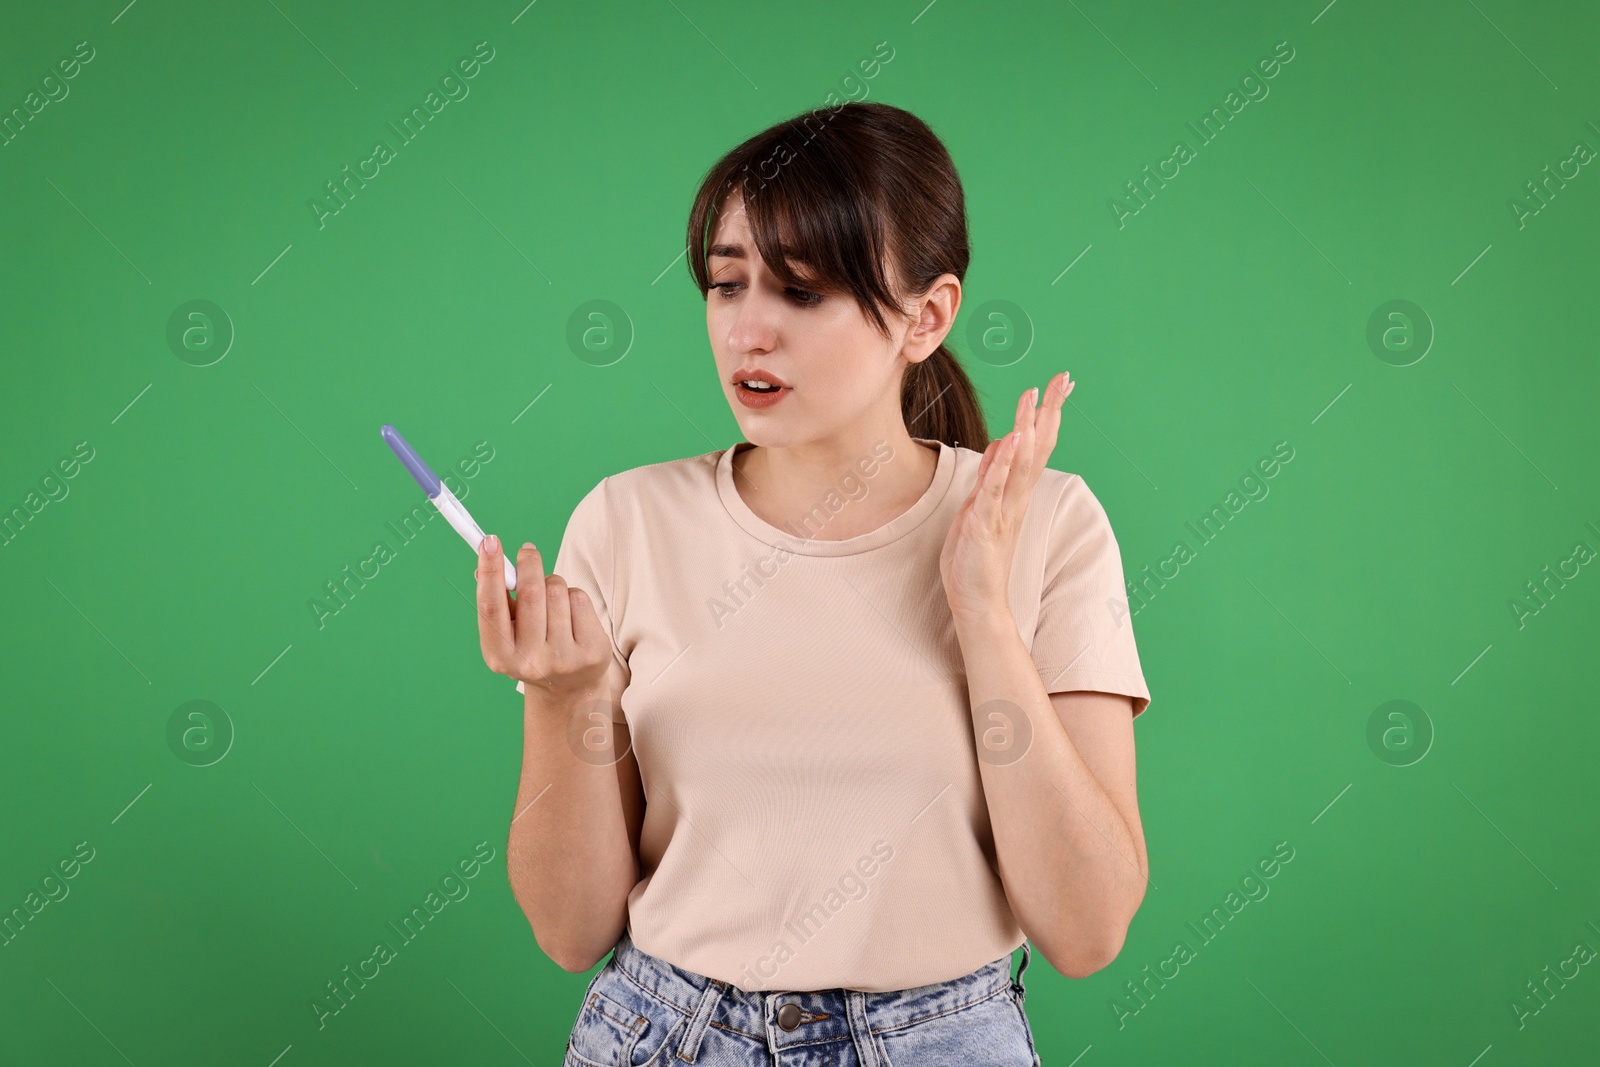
[3,0,1597,1063]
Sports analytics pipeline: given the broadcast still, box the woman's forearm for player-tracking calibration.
[955,609,1146,977]
[505,687,641,972]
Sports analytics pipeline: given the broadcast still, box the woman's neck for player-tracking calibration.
[730,433,940,542]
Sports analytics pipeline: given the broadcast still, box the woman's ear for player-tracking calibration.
[905,274,961,359]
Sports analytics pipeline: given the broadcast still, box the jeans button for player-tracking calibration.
[776,1003,802,1031]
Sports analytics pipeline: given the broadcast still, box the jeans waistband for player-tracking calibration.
[608,929,1029,1057]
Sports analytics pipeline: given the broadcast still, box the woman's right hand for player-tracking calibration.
[475,534,612,700]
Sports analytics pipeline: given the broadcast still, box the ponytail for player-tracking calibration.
[903,345,989,452]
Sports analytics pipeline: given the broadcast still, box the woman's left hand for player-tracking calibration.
[939,372,1075,624]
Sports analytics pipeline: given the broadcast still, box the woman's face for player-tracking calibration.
[705,192,925,449]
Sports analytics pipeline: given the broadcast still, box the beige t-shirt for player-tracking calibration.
[552,436,1151,993]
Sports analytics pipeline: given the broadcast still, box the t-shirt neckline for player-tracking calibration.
[715,437,956,557]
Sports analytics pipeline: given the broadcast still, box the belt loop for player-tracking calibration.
[1012,941,1032,1001]
[845,990,883,1067]
[674,978,727,1063]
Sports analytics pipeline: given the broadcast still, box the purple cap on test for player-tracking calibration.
[381,424,442,498]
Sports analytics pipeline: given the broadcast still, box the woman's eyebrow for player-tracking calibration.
[708,243,745,259]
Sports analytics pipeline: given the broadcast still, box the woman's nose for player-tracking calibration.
[724,298,780,352]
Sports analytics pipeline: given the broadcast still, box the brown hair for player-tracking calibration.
[685,101,990,452]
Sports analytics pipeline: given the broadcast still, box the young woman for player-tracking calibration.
[476,101,1152,1067]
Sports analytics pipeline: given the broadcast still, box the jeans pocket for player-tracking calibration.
[566,965,688,1067]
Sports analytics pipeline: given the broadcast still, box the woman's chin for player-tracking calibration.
[730,416,789,446]
[735,427,780,447]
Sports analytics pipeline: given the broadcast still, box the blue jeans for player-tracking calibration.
[562,929,1041,1067]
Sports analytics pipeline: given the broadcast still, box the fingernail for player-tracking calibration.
[1028,387,1039,406]
[485,534,499,554]
[522,542,535,553]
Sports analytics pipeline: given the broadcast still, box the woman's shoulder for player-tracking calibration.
[947,442,1091,509]
[560,449,726,557]
[578,447,728,511]
[957,446,1119,555]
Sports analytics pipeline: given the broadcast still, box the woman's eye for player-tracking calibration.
[709,281,821,307]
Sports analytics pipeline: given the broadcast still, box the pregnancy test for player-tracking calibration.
[381,423,516,591]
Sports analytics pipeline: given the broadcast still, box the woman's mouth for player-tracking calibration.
[735,380,789,409]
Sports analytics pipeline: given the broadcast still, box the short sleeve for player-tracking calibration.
[1030,475,1152,718]
[514,476,631,699]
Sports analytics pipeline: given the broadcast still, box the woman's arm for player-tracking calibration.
[475,535,644,973]
[938,374,1148,978]
[957,608,1147,978]
[506,684,644,973]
